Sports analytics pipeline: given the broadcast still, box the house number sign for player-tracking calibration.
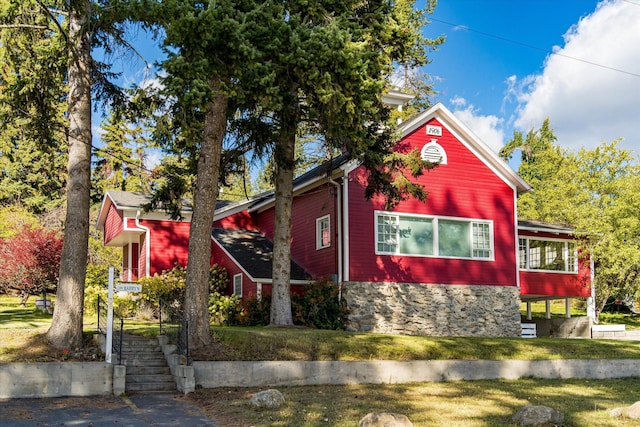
[426,125,442,136]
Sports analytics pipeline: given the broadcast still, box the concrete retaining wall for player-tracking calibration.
[0,362,113,399]
[344,282,522,337]
[522,317,592,338]
[193,359,640,388]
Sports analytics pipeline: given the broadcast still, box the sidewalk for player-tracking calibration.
[0,393,219,426]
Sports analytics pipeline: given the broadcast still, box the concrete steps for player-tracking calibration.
[119,334,176,393]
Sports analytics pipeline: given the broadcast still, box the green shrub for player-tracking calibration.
[209,292,242,326]
[138,264,186,307]
[292,279,348,330]
[235,296,271,326]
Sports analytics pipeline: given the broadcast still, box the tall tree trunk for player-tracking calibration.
[184,80,227,350]
[270,111,296,326]
[46,0,92,350]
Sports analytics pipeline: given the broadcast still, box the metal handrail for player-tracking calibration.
[159,299,190,365]
[96,295,125,365]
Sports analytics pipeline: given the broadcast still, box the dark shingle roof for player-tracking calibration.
[212,228,309,282]
[106,190,231,213]
[518,220,575,234]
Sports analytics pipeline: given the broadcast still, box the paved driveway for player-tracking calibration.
[0,393,218,426]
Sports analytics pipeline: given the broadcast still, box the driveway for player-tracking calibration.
[0,393,219,426]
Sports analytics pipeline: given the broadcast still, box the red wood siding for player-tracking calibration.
[255,185,338,280]
[138,218,191,276]
[518,230,591,298]
[347,117,518,286]
[519,268,591,297]
[214,210,259,231]
[103,204,124,245]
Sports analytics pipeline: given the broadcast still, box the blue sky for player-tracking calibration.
[102,0,640,161]
[421,0,640,155]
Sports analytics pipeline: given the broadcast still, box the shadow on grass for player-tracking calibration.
[189,378,640,426]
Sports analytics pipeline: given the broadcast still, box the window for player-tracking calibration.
[375,212,492,259]
[316,215,331,249]
[233,273,242,296]
[518,237,577,273]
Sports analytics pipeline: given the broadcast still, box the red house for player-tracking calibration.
[97,103,592,337]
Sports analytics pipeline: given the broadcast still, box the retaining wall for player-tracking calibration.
[0,362,113,399]
[344,282,522,337]
[193,359,640,388]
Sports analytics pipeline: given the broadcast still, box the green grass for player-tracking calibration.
[521,299,640,329]
[188,379,640,426]
[204,325,640,362]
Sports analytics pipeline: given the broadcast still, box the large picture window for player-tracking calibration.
[375,212,493,260]
[518,237,577,273]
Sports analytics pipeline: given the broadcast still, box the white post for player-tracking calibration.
[586,257,596,322]
[565,298,571,318]
[545,300,551,319]
[106,266,115,363]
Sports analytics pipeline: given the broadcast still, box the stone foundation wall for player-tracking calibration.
[343,282,521,337]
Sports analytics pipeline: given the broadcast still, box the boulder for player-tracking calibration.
[610,401,640,419]
[512,405,564,426]
[359,412,413,427]
[250,389,285,409]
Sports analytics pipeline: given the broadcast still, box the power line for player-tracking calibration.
[430,17,640,79]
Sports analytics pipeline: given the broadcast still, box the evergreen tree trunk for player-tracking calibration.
[46,0,92,350]
[184,81,227,349]
[270,95,297,326]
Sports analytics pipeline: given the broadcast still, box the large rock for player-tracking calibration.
[512,405,564,426]
[359,412,413,427]
[610,401,640,419]
[250,389,285,409]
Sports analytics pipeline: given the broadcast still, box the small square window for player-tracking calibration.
[316,215,330,249]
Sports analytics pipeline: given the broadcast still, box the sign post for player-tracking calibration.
[106,266,115,363]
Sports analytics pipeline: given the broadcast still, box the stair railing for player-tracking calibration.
[97,295,125,365]
[158,299,191,365]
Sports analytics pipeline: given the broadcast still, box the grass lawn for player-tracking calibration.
[3,296,640,425]
[187,379,640,426]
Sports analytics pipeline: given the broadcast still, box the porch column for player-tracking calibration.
[526,302,532,320]
[565,298,571,318]
[545,300,551,319]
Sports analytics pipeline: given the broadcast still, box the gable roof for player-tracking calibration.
[396,103,532,194]
[211,228,310,283]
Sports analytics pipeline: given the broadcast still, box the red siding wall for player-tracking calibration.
[255,184,338,280]
[138,218,191,276]
[214,210,259,231]
[518,230,591,297]
[103,204,124,245]
[347,117,518,286]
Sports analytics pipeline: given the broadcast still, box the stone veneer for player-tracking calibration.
[343,282,522,337]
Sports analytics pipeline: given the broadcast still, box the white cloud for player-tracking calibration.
[450,97,505,153]
[514,0,640,154]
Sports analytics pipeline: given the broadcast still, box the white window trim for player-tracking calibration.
[374,211,494,261]
[233,273,243,296]
[316,214,331,250]
[518,236,578,274]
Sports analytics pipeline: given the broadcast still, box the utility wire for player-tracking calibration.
[430,18,640,78]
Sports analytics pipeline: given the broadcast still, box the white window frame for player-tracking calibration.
[518,237,578,274]
[316,215,331,250]
[233,273,243,296]
[374,211,494,260]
